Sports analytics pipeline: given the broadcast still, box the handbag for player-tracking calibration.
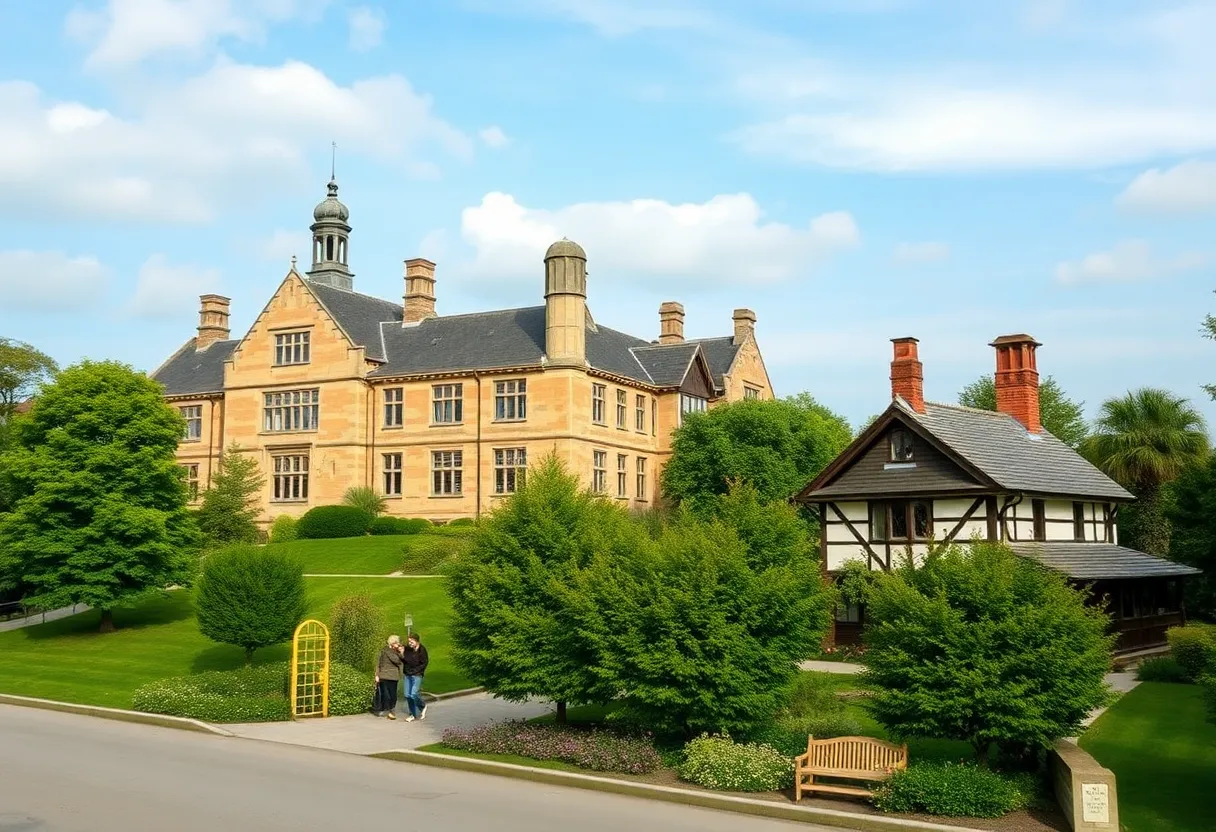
[372,682,385,713]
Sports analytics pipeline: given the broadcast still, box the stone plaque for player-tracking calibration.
[1082,783,1110,824]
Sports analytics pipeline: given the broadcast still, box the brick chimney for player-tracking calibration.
[890,337,925,414]
[732,308,757,346]
[197,294,231,350]
[991,334,1042,433]
[403,258,437,324]
[659,301,685,344]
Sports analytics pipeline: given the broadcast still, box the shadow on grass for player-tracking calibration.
[188,642,292,675]
[20,591,195,640]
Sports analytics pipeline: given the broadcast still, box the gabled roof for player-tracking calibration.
[152,338,238,397]
[631,343,698,386]
[305,281,403,363]
[685,336,741,391]
[1010,543,1200,580]
[802,397,1132,502]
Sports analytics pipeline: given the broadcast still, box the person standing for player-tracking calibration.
[401,633,429,722]
[374,635,404,719]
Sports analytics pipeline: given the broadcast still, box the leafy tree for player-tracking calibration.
[863,541,1113,764]
[957,374,1088,448]
[343,486,387,518]
[1203,296,1216,401]
[1166,459,1216,620]
[0,337,57,422]
[329,593,385,672]
[195,444,264,545]
[1083,388,1209,555]
[195,544,308,664]
[0,360,198,631]
[447,453,632,723]
[660,394,852,517]
[581,484,833,739]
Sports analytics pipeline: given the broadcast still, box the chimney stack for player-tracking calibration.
[659,302,685,344]
[732,308,757,346]
[991,334,1042,433]
[890,337,925,414]
[403,259,437,324]
[197,294,231,350]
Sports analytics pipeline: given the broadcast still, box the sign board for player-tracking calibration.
[404,613,413,635]
[1081,783,1110,824]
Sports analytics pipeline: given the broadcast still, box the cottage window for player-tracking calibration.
[383,387,403,428]
[1032,499,1046,542]
[431,450,463,495]
[835,602,862,624]
[889,430,914,462]
[592,450,607,493]
[871,500,932,542]
[383,453,402,496]
[182,464,200,501]
[494,380,527,422]
[592,384,606,425]
[1073,502,1086,542]
[494,447,526,494]
[617,454,628,498]
[263,389,319,432]
[273,331,311,366]
[432,384,463,424]
[180,405,202,441]
[272,454,309,502]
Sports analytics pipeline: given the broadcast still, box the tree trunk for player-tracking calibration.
[98,609,115,633]
[556,700,567,724]
[245,646,255,667]
[973,739,991,767]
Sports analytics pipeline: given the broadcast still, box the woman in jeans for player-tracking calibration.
[374,635,404,719]
[400,633,429,722]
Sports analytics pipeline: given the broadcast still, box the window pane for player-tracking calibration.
[870,503,887,541]
[889,501,909,539]
[913,502,931,538]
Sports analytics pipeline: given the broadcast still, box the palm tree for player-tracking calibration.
[1083,388,1210,555]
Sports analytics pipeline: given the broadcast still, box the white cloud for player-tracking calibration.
[66,0,328,68]
[347,6,385,52]
[0,251,110,312]
[893,241,949,264]
[457,191,859,285]
[479,126,510,149]
[127,254,221,318]
[1055,240,1210,285]
[0,60,471,222]
[1116,159,1216,215]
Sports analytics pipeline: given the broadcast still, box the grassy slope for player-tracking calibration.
[268,532,470,575]
[1080,682,1216,832]
[0,576,470,709]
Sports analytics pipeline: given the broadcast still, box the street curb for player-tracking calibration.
[422,686,486,703]
[369,749,982,832]
[0,693,235,737]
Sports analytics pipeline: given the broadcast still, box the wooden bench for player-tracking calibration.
[794,735,908,800]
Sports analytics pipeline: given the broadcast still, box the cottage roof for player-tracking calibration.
[1009,543,1200,580]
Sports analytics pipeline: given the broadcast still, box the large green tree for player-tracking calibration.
[660,393,852,514]
[195,445,264,545]
[1082,388,1209,555]
[863,541,1113,764]
[0,337,57,423]
[0,360,198,630]
[447,454,632,722]
[957,374,1088,448]
[1166,458,1216,620]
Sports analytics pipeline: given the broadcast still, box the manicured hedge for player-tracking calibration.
[368,517,433,536]
[678,734,793,792]
[446,518,475,527]
[296,505,372,540]
[132,661,373,723]
[1136,656,1191,684]
[872,762,1033,818]
[441,721,661,774]
[369,516,403,536]
[1166,625,1216,681]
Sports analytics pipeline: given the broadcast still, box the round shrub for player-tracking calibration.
[678,734,793,792]
[441,721,661,774]
[329,593,384,673]
[872,762,1032,818]
[1166,624,1216,681]
[269,515,298,543]
[132,664,292,723]
[196,545,308,663]
[296,505,372,540]
[328,661,375,716]
[1136,656,1191,684]
[399,518,432,535]
[446,518,475,527]
[369,516,403,536]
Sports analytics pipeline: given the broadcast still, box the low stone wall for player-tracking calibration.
[1050,740,1119,831]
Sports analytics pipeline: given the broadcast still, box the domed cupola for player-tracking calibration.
[306,176,354,291]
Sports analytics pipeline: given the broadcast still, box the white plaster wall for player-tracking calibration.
[826,543,872,571]
[934,498,977,519]
[826,521,862,543]
[835,501,869,523]
[1044,500,1074,521]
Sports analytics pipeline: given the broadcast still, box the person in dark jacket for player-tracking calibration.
[374,635,404,719]
[400,633,429,721]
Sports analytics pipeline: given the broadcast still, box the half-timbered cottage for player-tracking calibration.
[796,334,1199,655]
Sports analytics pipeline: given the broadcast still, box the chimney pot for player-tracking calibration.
[403,258,437,324]
[659,301,685,344]
[732,308,757,345]
[197,294,231,350]
[889,336,925,414]
[990,334,1042,432]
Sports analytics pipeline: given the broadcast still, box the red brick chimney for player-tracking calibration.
[890,337,925,414]
[990,334,1042,433]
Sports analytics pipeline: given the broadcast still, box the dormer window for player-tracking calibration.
[889,430,914,462]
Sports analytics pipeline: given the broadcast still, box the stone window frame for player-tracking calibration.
[383,452,403,497]
[271,453,309,503]
[273,331,311,366]
[431,449,463,496]
[432,383,464,425]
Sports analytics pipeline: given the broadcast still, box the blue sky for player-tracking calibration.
[2,0,1215,431]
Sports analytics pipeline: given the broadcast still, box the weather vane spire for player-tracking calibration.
[330,141,337,182]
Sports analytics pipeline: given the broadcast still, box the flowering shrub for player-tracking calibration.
[821,645,867,662]
[872,762,1033,818]
[440,721,661,774]
[678,734,793,792]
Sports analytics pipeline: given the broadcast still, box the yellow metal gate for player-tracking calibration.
[290,619,330,719]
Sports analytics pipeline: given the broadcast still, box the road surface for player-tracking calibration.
[0,706,825,832]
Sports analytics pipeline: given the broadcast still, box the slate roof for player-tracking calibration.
[632,343,699,386]
[306,282,403,363]
[1009,543,1201,580]
[686,337,741,389]
[371,307,548,378]
[152,339,238,397]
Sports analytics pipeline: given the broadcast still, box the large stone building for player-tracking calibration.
[152,178,774,523]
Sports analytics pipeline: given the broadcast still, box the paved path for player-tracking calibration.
[0,603,89,632]
[0,705,822,832]
[225,692,554,754]
[303,573,443,578]
[799,660,863,674]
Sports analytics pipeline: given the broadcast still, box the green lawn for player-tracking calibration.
[268,532,471,575]
[1081,682,1216,832]
[0,575,471,710]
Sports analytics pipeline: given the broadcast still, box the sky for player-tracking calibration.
[1,0,1215,431]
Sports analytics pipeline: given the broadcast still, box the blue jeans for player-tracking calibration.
[403,675,424,717]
